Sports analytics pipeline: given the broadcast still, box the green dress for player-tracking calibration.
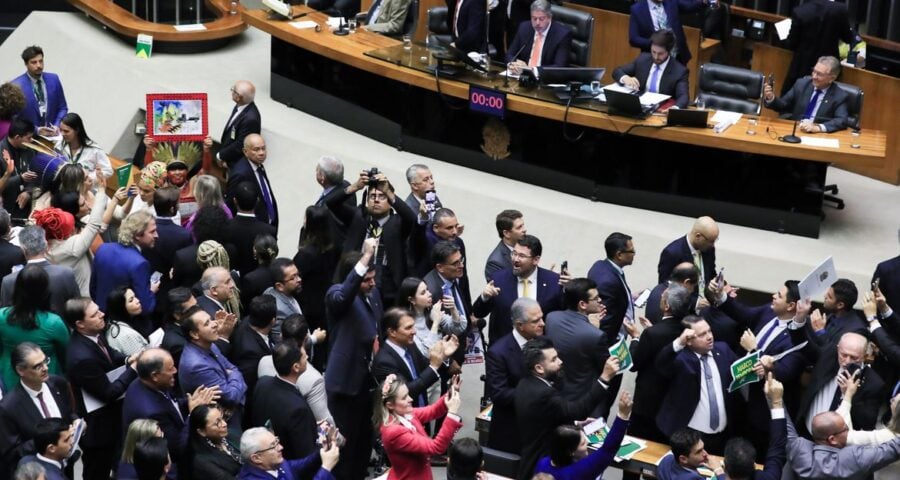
[0,307,69,388]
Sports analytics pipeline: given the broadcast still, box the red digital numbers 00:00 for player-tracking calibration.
[470,92,504,109]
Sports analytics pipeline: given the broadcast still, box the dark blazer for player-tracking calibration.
[144,217,192,301]
[629,316,684,419]
[66,333,137,449]
[236,451,331,480]
[121,380,190,463]
[1,259,80,315]
[171,242,238,291]
[515,375,609,479]
[371,342,439,407]
[873,255,900,314]
[628,0,705,63]
[324,269,382,396]
[241,265,274,310]
[473,267,562,343]
[294,245,340,331]
[227,214,277,277]
[251,376,318,460]
[0,375,76,469]
[218,102,262,166]
[754,417,788,480]
[315,181,356,248]
[784,0,853,93]
[505,21,572,67]
[225,158,279,230]
[229,321,272,395]
[645,282,666,325]
[587,259,632,342]
[446,0,487,53]
[189,436,242,480]
[423,269,474,324]
[484,332,525,453]
[657,236,716,285]
[16,454,67,480]
[197,295,226,319]
[484,241,512,282]
[612,52,690,108]
[91,244,156,314]
[161,323,188,368]
[765,77,850,133]
[545,309,609,402]
[654,341,739,437]
[11,72,68,128]
[0,240,24,279]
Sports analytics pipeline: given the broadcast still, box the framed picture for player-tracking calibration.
[145,93,208,141]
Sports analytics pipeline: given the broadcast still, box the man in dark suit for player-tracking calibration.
[325,170,417,306]
[544,278,610,415]
[225,134,278,230]
[628,284,692,443]
[587,232,637,342]
[0,343,77,478]
[614,29,690,108]
[655,428,710,480]
[873,240,900,313]
[314,155,355,248]
[475,234,562,343]
[11,45,68,134]
[122,348,219,475]
[484,297,543,453]
[0,225,80,316]
[447,0,487,53]
[655,316,739,455]
[251,342,318,460]
[410,207,464,278]
[16,418,75,480]
[66,298,138,480]
[423,240,475,368]
[0,209,25,278]
[505,0,572,73]
[646,262,699,325]
[91,210,159,314]
[371,308,456,407]
[628,0,708,64]
[196,267,239,350]
[324,240,381,479]
[484,209,526,281]
[160,288,198,368]
[146,187,192,304]
[170,207,237,290]
[658,216,718,289]
[227,181,277,277]
[783,0,853,94]
[515,337,618,479]
[764,56,850,134]
[211,80,261,168]
[404,163,443,218]
[229,295,275,400]
[0,121,38,221]
[719,379,788,480]
[801,278,868,348]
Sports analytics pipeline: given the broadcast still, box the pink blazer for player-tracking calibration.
[380,396,463,479]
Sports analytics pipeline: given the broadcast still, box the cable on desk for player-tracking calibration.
[433,67,467,111]
[562,95,585,142]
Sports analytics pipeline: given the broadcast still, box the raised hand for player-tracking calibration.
[678,328,696,347]
[618,390,633,419]
[482,280,500,299]
[601,356,621,382]
[836,368,860,399]
[740,329,758,352]
[764,372,783,408]
[188,385,221,412]
[442,334,460,357]
[810,309,826,332]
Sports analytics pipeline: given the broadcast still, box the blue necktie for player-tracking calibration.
[756,320,781,352]
[450,281,465,317]
[701,355,720,430]
[404,349,427,407]
[648,65,660,93]
[256,166,276,224]
[803,89,822,120]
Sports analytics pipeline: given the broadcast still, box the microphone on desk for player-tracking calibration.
[781,120,801,144]
[503,43,529,88]
[333,16,349,36]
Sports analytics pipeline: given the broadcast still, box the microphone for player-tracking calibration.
[781,120,801,143]
[503,42,529,88]
[333,16,349,36]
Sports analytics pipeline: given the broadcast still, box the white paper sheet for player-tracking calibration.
[711,110,743,124]
[798,256,838,301]
[81,365,128,413]
[173,24,207,32]
[290,20,319,29]
[800,136,840,148]
[639,92,671,106]
[775,18,792,41]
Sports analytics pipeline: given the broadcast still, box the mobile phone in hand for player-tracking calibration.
[560,260,569,276]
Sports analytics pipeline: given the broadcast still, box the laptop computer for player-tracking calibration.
[603,89,656,119]
[666,108,710,128]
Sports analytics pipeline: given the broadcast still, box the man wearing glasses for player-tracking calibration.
[209,80,261,169]
[764,56,851,134]
[237,427,339,480]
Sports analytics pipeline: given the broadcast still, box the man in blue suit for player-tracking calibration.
[655,316,739,455]
[237,427,338,480]
[505,0,572,72]
[11,45,68,135]
[484,297,544,453]
[613,29,691,109]
[719,376,788,480]
[474,234,562,344]
[225,134,278,231]
[447,0,487,53]
[657,216,718,288]
[484,209,526,281]
[122,348,219,477]
[629,0,710,64]
[764,56,850,134]
[324,238,381,480]
[16,418,75,480]
[587,232,637,342]
[91,210,159,314]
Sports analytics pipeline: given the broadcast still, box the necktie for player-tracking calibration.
[648,65,661,93]
[803,89,822,120]
[225,105,239,130]
[255,166,276,224]
[620,271,634,322]
[36,391,52,418]
[450,281,465,316]
[693,252,705,293]
[368,0,384,24]
[700,355,720,430]
[403,350,427,406]
[521,278,531,298]
[529,32,544,67]
[655,4,668,30]
[97,337,112,363]
[34,78,45,104]
[756,320,781,352]
[829,384,843,411]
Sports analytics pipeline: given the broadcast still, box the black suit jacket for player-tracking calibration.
[613,53,690,108]
[0,375,76,468]
[241,266,274,311]
[371,343,439,407]
[765,77,850,133]
[251,376,318,460]
[446,0,486,53]
[587,259,632,341]
[874,255,900,316]
[313,180,356,248]
[629,316,685,419]
[171,242,238,291]
[218,102,261,166]
[0,239,24,279]
[144,217,192,297]
[515,375,608,479]
[225,158,279,230]
[505,21,572,67]
[657,236,716,285]
[190,435,241,479]
[228,321,272,395]
[784,0,853,93]
[226,214,277,277]
[66,333,137,448]
[484,332,525,453]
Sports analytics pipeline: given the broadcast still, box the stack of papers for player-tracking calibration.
[711,111,742,124]
[290,20,318,29]
[586,425,648,461]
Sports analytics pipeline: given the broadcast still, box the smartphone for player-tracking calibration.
[634,288,651,308]
[715,267,725,285]
[560,260,569,276]
[424,190,437,218]
[441,283,453,311]
[844,362,863,377]
[150,271,163,284]
[872,278,880,291]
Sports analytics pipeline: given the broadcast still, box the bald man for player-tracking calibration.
[793,332,886,437]
[786,409,900,480]
[658,217,719,290]
[214,80,261,168]
[224,134,278,230]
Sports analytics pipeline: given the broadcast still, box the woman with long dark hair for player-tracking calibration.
[0,264,68,388]
[56,112,113,180]
[104,285,150,355]
[188,404,241,479]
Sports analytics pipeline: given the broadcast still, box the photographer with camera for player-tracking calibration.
[325,168,417,306]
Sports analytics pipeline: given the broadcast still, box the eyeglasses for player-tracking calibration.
[28,357,51,371]
[587,296,602,304]
[811,69,833,78]
[255,437,280,454]
[444,257,465,267]
[511,252,534,259]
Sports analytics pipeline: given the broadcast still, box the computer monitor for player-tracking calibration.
[865,45,900,79]
[538,67,606,86]
[604,89,654,119]
[430,37,489,73]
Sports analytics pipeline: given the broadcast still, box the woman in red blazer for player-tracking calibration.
[375,373,463,479]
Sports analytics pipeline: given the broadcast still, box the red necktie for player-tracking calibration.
[529,32,544,67]
[98,337,112,363]
[36,391,52,418]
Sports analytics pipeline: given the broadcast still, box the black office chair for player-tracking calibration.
[821,81,864,210]
[426,6,452,46]
[697,63,765,114]
[550,5,594,67]
[482,446,520,478]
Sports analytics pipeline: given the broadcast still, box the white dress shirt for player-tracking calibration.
[22,381,62,418]
[673,342,727,434]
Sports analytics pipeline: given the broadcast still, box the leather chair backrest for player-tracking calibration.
[403,0,419,35]
[699,63,765,115]
[427,6,452,46]
[550,5,594,67]
[481,446,520,478]
[834,81,864,129]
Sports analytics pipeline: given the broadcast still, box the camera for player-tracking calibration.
[366,167,380,187]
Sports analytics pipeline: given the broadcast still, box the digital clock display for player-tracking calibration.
[469,85,506,119]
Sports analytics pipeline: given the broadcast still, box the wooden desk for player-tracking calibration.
[244,6,886,237]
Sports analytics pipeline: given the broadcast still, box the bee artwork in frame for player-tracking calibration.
[146,92,208,141]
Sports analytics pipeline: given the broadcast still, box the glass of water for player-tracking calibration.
[695,96,706,110]
[590,81,601,96]
[348,17,357,33]
[402,34,412,50]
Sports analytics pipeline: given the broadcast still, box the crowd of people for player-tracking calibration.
[0,0,895,478]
